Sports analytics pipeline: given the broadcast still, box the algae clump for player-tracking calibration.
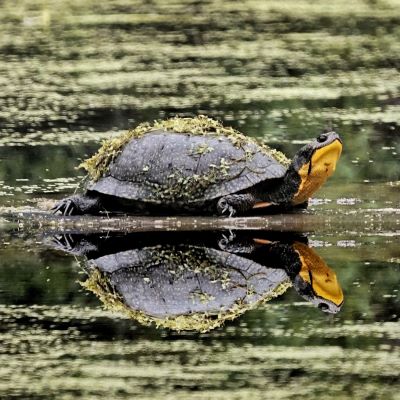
[80,115,291,182]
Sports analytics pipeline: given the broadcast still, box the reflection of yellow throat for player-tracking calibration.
[293,242,343,306]
[292,140,342,205]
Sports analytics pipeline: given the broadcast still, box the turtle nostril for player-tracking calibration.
[317,133,328,143]
[318,303,329,311]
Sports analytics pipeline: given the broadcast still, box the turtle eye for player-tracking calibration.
[317,133,328,143]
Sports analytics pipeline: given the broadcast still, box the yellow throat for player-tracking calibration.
[292,139,342,205]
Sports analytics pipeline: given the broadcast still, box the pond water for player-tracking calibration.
[0,0,399,399]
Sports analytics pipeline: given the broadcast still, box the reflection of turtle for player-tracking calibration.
[53,116,342,216]
[52,232,343,332]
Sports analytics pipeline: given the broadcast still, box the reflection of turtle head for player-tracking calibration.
[292,242,344,313]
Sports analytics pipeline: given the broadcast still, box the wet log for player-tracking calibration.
[1,207,399,235]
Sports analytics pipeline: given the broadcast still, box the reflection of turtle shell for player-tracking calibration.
[82,245,291,332]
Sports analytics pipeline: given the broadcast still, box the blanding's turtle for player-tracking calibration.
[53,116,342,216]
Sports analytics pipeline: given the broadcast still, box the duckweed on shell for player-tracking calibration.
[80,115,290,182]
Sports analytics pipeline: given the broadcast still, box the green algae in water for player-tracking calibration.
[80,115,291,182]
[0,0,400,397]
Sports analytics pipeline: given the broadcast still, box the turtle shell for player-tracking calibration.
[88,129,287,204]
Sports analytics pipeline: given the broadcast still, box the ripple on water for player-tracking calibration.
[1,1,400,398]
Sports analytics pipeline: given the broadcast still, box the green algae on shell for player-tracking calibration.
[80,115,291,182]
[142,156,234,203]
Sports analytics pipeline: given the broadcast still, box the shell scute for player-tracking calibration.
[90,131,287,203]
[85,116,290,203]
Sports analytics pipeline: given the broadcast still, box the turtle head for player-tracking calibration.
[289,131,342,205]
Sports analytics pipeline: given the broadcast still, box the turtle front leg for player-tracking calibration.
[217,193,257,217]
[52,194,102,216]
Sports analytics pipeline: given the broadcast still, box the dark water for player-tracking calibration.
[0,0,399,399]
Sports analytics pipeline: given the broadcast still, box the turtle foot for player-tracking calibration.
[218,231,236,250]
[52,196,81,215]
[218,231,256,253]
[52,194,101,216]
[217,194,257,217]
[217,198,237,217]
[52,234,99,256]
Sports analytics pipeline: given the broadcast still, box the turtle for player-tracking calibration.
[53,116,342,216]
[51,231,344,332]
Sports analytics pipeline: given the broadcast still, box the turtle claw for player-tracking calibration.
[52,197,79,216]
[53,194,101,215]
[52,234,75,250]
[217,198,237,217]
[66,200,76,216]
[218,231,255,253]
[51,234,98,256]
[51,202,63,214]
[218,230,236,250]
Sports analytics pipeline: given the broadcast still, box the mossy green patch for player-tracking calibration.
[144,156,233,203]
[80,115,291,181]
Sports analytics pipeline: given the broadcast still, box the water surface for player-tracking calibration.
[0,0,399,399]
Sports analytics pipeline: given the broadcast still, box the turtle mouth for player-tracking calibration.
[308,138,342,176]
